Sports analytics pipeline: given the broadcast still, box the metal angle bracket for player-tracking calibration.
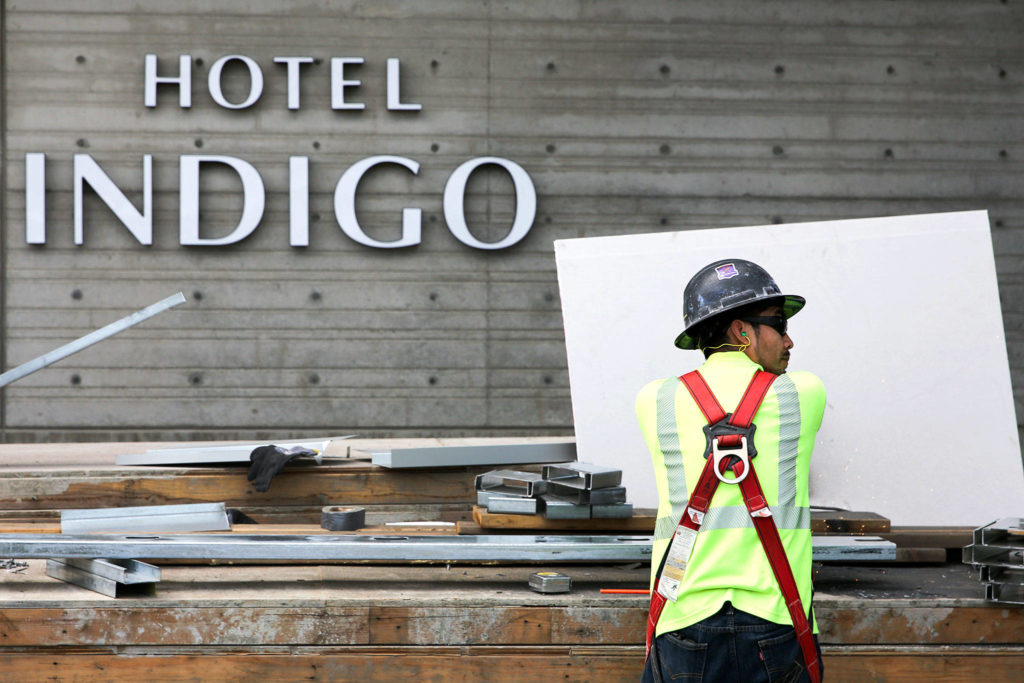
[546,482,626,505]
[45,558,161,598]
[542,463,622,490]
[972,518,1024,546]
[475,470,548,497]
[61,502,231,534]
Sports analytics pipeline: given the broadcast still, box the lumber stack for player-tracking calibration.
[0,439,1007,682]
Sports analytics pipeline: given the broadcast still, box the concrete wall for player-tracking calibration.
[1,1,1022,442]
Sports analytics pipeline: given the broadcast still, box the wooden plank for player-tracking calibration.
[880,526,975,549]
[823,646,1024,681]
[368,606,554,645]
[1,566,1019,648]
[473,506,656,531]
[473,507,890,533]
[811,510,890,534]
[0,647,646,682]
[816,605,1024,645]
[2,646,1024,682]
[0,464,486,510]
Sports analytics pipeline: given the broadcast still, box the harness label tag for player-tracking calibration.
[657,525,699,602]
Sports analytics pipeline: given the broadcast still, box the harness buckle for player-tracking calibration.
[711,435,750,484]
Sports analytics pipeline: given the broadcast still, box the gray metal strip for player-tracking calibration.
[1,533,894,562]
[774,374,801,507]
[0,292,186,389]
[592,503,634,519]
[46,559,121,597]
[655,378,687,543]
[372,442,576,469]
[810,536,896,561]
[487,497,540,515]
[0,534,654,563]
[61,502,231,534]
[115,438,340,466]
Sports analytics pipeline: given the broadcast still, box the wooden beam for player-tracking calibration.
[0,463,488,510]
[1,646,1023,682]
[473,506,656,531]
[1,601,1019,648]
[0,647,646,682]
[811,510,890,534]
[472,507,891,534]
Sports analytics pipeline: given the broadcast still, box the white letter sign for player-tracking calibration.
[180,155,265,246]
[443,157,536,250]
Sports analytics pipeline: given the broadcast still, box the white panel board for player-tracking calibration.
[554,211,1023,526]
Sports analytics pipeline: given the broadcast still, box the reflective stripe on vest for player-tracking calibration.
[653,373,805,540]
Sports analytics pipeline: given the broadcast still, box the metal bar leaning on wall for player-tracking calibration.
[0,292,187,389]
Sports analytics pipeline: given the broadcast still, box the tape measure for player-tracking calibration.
[529,571,572,594]
[320,506,366,531]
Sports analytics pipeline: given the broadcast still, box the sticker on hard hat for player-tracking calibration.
[715,263,739,280]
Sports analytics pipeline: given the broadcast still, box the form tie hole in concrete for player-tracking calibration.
[71,289,83,300]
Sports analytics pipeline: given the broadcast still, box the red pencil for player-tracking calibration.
[600,588,650,594]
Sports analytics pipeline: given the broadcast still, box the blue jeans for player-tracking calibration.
[641,602,823,682]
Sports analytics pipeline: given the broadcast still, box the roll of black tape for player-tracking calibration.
[321,506,366,531]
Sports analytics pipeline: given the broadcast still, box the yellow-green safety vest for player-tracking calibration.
[635,351,826,637]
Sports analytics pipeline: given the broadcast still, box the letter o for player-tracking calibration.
[443,157,536,250]
[208,55,264,109]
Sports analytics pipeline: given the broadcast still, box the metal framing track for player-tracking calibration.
[0,533,896,562]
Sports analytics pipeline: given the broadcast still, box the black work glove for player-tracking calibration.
[247,445,318,492]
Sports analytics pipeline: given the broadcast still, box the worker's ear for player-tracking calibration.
[728,318,748,343]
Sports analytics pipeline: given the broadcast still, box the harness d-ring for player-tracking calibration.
[711,436,750,484]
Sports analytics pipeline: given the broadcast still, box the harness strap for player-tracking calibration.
[645,369,820,683]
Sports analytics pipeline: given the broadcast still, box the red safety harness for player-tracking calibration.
[645,369,821,683]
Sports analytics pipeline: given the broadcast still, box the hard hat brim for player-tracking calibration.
[673,294,806,350]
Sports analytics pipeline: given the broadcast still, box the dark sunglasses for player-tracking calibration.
[741,316,788,336]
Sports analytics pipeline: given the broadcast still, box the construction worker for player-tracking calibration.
[636,258,826,682]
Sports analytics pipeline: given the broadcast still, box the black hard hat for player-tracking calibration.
[674,259,805,350]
